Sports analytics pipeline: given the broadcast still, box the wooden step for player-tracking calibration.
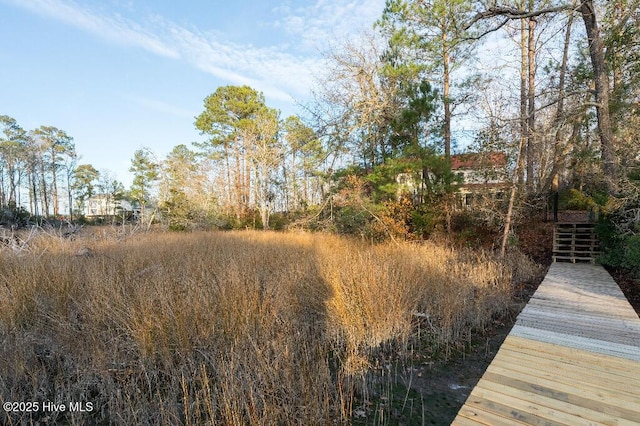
[552,222,600,264]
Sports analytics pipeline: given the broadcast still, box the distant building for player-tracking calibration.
[83,194,136,218]
[451,152,509,207]
[396,152,510,207]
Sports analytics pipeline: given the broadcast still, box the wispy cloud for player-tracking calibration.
[272,0,386,51]
[7,0,179,58]
[166,23,315,102]
[5,0,385,103]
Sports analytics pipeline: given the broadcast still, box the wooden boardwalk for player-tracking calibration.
[453,262,640,425]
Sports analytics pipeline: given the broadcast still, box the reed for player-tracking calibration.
[0,229,539,424]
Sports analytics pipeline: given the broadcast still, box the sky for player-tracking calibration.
[0,0,385,186]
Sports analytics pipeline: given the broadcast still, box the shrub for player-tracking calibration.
[597,218,640,277]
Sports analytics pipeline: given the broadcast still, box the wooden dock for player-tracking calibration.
[453,262,640,425]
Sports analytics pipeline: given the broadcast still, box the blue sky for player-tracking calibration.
[0,0,385,186]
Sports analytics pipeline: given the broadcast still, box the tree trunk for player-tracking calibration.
[526,14,536,193]
[233,139,242,218]
[580,0,617,194]
[67,171,73,221]
[224,143,232,211]
[502,125,527,257]
[543,12,574,194]
[442,30,452,162]
[51,154,59,216]
[519,17,527,187]
[40,161,49,216]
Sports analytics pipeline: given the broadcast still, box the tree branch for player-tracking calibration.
[465,4,577,32]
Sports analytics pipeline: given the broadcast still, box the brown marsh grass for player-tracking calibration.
[0,229,540,425]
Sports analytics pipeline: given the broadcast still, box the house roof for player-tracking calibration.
[451,152,507,170]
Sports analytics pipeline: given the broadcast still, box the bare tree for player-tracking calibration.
[466,1,618,194]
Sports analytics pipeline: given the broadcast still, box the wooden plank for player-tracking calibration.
[513,315,640,346]
[518,305,640,328]
[468,385,603,426]
[486,359,640,408]
[451,414,487,425]
[515,309,640,337]
[463,388,566,426]
[532,282,626,297]
[494,347,640,393]
[501,336,640,375]
[456,396,540,425]
[482,366,640,417]
[519,300,639,321]
[520,301,637,321]
[531,285,626,300]
[510,326,640,361]
[476,373,640,425]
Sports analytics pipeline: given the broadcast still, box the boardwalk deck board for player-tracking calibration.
[453,262,640,425]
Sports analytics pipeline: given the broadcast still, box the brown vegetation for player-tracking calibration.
[0,229,540,424]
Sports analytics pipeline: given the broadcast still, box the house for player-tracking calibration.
[83,194,136,218]
[451,152,509,207]
[395,152,510,207]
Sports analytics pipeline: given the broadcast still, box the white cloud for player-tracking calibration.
[272,0,386,51]
[165,24,314,102]
[7,0,179,58]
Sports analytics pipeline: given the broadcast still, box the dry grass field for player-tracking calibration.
[0,228,540,425]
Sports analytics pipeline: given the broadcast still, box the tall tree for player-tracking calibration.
[604,0,640,174]
[63,149,77,220]
[282,116,324,210]
[24,132,42,217]
[195,85,267,218]
[312,31,402,170]
[466,1,618,194]
[97,169,124,217]
[378,0,476,161]
[579,0,616,193]
[0,116,27,206]
[129,148,159,225]
[160,144,211,230]
[244,107,282,229]
[33,126,75,216]
[72,164,99,214]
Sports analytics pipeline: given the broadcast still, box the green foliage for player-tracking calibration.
[334,205,372,236]
[366,158,410,202]
[623,235,640,272]
[410,207,438,237]
[597,218,640,277]
[0,202,31,227]
[389,80,437,153]
[560,188,597,210]
[129,148,159,208]
[194,85,266,156]
[72,164,99,206]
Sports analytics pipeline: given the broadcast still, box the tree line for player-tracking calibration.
[0,117,77,220]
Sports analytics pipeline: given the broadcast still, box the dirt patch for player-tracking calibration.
[417,318,517,425]
[410,273,542,425]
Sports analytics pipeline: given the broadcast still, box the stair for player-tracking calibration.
[553,223,600,264]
